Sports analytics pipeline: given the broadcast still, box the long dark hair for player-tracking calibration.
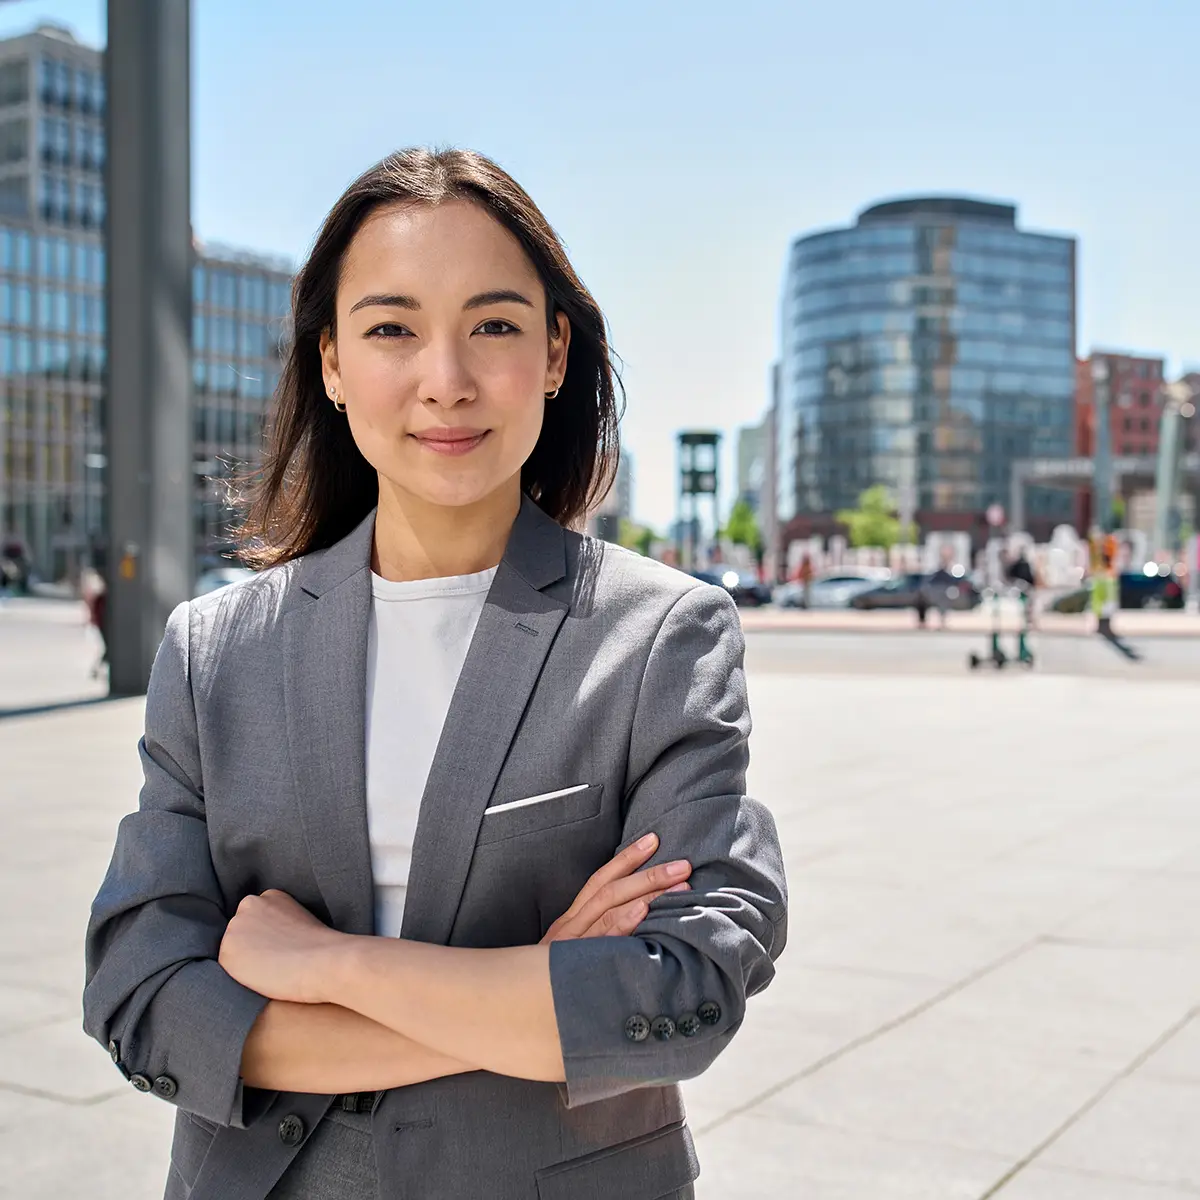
[236,147,622,568]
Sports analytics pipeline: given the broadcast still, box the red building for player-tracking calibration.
[1074,351,1165,529]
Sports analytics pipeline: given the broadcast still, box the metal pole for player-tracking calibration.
[105,0,194,695]
[1091,357,1113,533]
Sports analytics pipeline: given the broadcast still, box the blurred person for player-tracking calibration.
[1005,546,1038,630]
[923,547,958,630]
[796,552,814,607]
[83,148,786,1200]
[80,566,107,678]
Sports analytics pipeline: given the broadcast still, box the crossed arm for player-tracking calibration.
[227,837,692,1094]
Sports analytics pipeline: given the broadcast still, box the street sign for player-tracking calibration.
[986,503,1005,528]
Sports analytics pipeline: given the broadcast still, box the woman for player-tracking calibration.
[84,148,787,1200]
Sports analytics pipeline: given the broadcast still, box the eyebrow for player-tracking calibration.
[347,289,535,316]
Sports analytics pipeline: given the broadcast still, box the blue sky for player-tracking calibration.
[3,0,1198,528]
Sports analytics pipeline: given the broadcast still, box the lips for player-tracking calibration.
[411,429,490,457]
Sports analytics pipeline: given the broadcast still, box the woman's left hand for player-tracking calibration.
[219,889,347,1004]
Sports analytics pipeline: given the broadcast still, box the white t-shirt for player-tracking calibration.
[365,565,497,937]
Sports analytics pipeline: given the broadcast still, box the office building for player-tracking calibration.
[736,418,768,513]
[777,196,1077,546]
[0,25,292,579]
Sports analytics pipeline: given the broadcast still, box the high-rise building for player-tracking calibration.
[735,418,767,513]
[777,196,1077,546]
[0,24,293,580]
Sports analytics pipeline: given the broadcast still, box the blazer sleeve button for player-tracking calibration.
[677,1012,701,1038]
[651,1016,676,1042]
[624,1014,650,1043]
[153,1075,178,1100]
[129,1073,152,1093]
[698,1000,722,1026]
[107,1040,120,1064]
[278,1114,306,1147]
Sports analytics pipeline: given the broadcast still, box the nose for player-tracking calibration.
[417,336,476,409]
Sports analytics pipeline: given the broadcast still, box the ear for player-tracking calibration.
[319,328,341,400]
[546,311,571,394]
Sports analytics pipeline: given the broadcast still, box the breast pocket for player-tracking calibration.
[476,783,604,847]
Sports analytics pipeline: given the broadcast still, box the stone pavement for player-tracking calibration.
[1,604,1198,1197]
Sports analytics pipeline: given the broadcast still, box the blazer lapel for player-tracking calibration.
[401,499,569,945]
[281,511,376,935]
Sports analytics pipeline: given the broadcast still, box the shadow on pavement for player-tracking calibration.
[0,694,126,722]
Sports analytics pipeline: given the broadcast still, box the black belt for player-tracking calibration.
[332,1091,378,1114]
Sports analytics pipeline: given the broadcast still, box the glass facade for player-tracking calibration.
[190,258,291,565]
[0,28,294,581]
[778,198,1077,534]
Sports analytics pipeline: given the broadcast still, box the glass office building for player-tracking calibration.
[777,197,1077,541]
[0,25,293,579]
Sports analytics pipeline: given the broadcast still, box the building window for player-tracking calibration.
[14,231,31,275]
[0,177,28,220]
[0,59,29,106]
[192,266,206,305]
[14,284,31,326]
[0,119,28,165]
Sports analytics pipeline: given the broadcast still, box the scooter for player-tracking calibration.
[968,586,1034,670]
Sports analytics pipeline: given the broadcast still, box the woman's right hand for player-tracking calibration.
[539,832,691,944]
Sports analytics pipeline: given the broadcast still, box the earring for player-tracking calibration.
[329,388,346,413]
[545,385,560,400]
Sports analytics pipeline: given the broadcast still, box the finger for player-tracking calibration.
[564,860,691,935]
[556,833,660,924]
[582,897,649,939]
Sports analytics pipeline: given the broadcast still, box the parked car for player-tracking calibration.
[1050,569,1185,613]
[691,569,772,607]
[775,567,892,610]
[851,572,981,612]
[194,566,255,598]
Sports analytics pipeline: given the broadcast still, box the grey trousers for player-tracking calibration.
[265,1108,694,1198]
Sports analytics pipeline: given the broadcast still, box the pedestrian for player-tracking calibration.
[797,553,814,608]
[83,148,787,1200]
[80,566,107,678]
[925,549,958,630]
[1005,546,1038,630]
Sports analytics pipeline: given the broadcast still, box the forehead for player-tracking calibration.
[340,198,542,296]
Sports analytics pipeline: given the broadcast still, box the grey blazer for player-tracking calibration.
[84,497,788,1200]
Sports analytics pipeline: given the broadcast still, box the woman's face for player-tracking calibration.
[320,199,570,512]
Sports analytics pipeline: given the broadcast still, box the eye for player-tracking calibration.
[366,322,412,339]
[474,318,519,337]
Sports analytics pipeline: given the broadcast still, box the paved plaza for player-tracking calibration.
[1,600,1198,1197]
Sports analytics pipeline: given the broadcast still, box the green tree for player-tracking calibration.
[835,485,915,549]
[723,499,762,556]
[618,518,657,557]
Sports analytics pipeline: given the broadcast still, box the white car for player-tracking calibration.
[775,567,892,609]
[194,566,255,598]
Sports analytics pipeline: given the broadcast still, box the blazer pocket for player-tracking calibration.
[476,783,604,847]
[536,1120,698,1200]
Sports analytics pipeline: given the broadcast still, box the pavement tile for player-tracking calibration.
[1040,1073,1200,1191]
[693,1112,1009,1200]
[0,1017,127,1104]
[759,1019,1115,1159]
[992,1163,1200,1199]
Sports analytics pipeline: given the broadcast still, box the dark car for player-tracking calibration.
[691,569,772,607]
[1051,569,1185,613]
[851,572,981,612]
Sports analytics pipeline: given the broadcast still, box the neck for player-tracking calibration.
[372,478,521,582]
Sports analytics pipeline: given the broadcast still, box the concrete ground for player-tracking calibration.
[1,600,1197,1198]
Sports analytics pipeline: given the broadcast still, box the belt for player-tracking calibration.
[332,1091,379,1114]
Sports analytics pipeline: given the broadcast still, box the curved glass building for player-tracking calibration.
[777,197,1076,542]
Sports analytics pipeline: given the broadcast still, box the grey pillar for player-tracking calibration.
[105,0,193,695]
[1091,359,1113,533]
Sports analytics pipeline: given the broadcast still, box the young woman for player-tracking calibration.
[84,148,787,1200]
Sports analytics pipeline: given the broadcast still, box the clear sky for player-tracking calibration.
[3,0,1198,529]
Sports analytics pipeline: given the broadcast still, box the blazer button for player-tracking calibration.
[698,1000,722,1026]
[129,1073,152,1093]
[624,1014,650,1043]
[677,1012,701,1038]
[278,1114,306,1147]
[153,1075,178,1100]
[651,1016,676,1042]
[107,1039,120,1064]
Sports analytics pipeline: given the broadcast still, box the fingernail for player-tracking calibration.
[637,833,658,851]
[666,882,690,892]
[666,859,691,878]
